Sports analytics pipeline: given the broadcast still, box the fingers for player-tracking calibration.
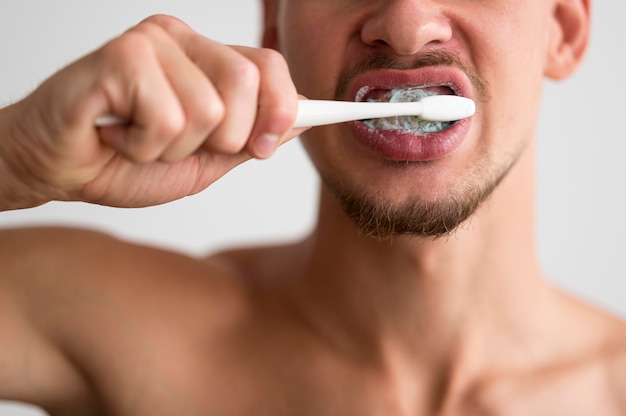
[230,46,301,159]
[126,22,227,163]
[95,19,224,164]
[158,15,304,159]
[98,15,303,165]
[95,29,188,163]
[188,40,262,156]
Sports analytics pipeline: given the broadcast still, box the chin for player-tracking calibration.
[317,148,516,240]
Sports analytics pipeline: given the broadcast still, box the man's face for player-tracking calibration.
[266,0,581,238]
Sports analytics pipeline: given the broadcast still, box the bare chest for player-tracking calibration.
[83,351,623,416]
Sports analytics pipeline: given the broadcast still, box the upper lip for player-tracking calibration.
[344,66,475,104]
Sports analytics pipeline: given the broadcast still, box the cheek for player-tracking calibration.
[277,3,350,98]
[467,3,552,142]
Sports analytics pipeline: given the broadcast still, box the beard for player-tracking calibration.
[319,151,518,240]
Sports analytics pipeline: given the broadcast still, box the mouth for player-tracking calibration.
[356,85,458,135]
[344,67,474,162]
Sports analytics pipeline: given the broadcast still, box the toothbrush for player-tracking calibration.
[94,95,475,129]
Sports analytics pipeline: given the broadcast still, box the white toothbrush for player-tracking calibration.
[94,95,475,128]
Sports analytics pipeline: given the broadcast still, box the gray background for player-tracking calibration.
[0,1,624,414]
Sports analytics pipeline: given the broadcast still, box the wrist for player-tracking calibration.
[0,102,52,211]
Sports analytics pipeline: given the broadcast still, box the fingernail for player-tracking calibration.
[254,133,279,159]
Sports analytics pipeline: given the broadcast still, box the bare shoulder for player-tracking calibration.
[464,300,626,415]
[532,305,626,413]
[604,327,626,410]
[0,224,245,286]
[567,295,626,409]
[0,224,116,258]
[0,225,245,305]
[0,226,251,413]
[206,239,309,286]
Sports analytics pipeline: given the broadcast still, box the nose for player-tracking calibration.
[360,0,453,56]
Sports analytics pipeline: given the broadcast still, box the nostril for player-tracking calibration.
[360,3,454,56]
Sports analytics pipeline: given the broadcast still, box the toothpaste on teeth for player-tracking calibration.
[363,87,456,134]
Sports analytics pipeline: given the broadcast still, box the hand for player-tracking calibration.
[0,15,307,210]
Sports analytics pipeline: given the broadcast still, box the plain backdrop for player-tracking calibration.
[1,1,624,414]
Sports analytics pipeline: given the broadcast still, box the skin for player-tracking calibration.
[1,0,626,415]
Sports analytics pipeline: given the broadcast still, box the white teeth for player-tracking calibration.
[383,87,434,103]
[363,87,455,134]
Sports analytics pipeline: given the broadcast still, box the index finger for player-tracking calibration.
[144,15,306,158]
[230,45,308,158]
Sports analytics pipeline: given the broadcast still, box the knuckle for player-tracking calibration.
[187,95,225,135]
[140,14,187,34]
[125,15,190,49]
[201,100,226,131]
[268,100,298,130]
[104,32,151,60]
[257,48,288,70]
[228,59,260,90]
[208,130,247,155]
[154,110,186,139]
[100,31,157,75]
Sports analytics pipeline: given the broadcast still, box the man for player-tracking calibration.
[1,0,624,415]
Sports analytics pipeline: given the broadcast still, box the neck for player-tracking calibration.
[291,140,559,396]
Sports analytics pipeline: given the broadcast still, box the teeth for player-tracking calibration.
[363,87,455,134]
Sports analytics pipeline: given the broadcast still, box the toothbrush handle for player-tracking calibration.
[95,96,475,128]
[93,101,419,128]
[293,100,424,128]
[293,96,475,128]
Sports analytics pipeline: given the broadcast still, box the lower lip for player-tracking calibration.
[349,117,471,162]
